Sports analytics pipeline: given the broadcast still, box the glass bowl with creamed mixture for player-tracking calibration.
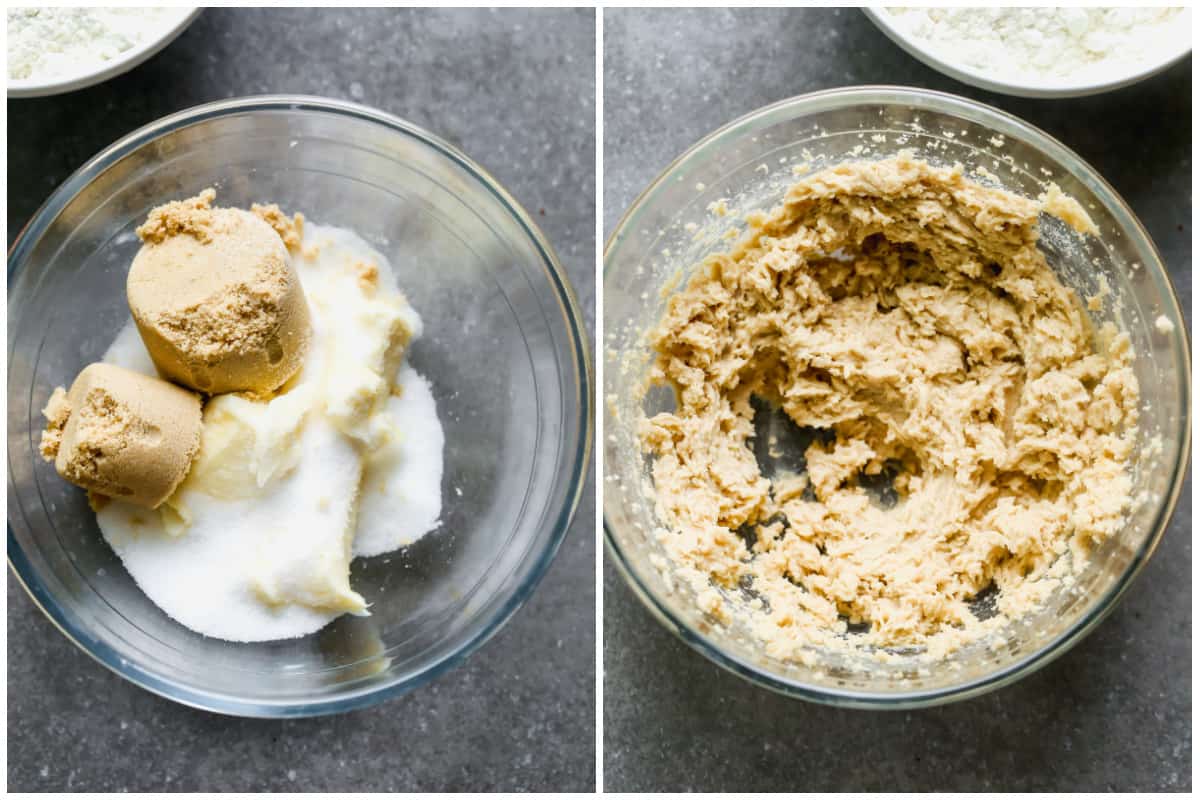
[603,87,1189,707]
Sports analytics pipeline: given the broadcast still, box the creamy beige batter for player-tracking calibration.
[640,154,1138,660]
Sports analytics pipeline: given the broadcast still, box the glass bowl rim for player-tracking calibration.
[8,94,593,718]
[602,85,1191,709]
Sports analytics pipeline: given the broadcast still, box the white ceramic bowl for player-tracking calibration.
[8,8,200,99]
[865,8,1192,99]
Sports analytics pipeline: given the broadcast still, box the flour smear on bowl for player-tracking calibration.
[8,7,185,82]
[884,7,1188,86]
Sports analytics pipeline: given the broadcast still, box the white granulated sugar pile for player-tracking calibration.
[885,7,1188,85]
[8,7,182,82]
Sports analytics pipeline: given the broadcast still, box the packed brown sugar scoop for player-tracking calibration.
[40,189,312,509]
[639,153,1139,662]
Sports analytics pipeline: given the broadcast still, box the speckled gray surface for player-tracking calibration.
[603,8,1190,793]
[8,8,594,792]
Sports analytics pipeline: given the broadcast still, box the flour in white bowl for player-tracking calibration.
[884,7,1189,86]
[8,7,185,82]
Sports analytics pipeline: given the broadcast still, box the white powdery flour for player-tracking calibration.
[885,7,1188,85]
[8,7,184,81]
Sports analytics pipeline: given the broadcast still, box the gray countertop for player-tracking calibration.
[7,8,595,793]
[603,8,1190,793]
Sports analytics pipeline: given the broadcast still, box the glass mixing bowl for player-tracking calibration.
[9,96,591,717]
[604,87,1189,708]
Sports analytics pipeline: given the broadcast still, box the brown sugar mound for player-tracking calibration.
[127,190,312,394]
[251,203,305,252]
[136,188,219,244]
[40,363,202,509]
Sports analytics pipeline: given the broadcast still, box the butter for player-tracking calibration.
[251,526,366,615]
[322,274,421,451]
[182,387,313,501]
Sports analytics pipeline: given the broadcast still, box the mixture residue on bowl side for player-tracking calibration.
[639,153,1139,662]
